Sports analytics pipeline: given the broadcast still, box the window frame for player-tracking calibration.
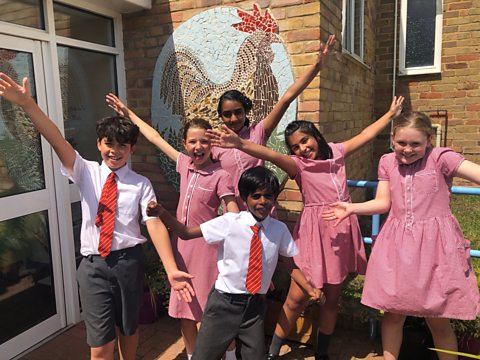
[342,0,365,62]
[0,0,126,327]
[399,0,443,76]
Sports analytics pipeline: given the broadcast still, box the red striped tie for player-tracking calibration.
[95,172,117,257]
[246,223,262,294]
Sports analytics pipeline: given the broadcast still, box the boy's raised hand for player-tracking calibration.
[389,95,405,118]
[0,73,32,107]
[321,201,353,226]
[206,125,242,149]
[168,271,195,303]
[106,93,130,119]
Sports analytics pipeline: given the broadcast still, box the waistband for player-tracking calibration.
[214,289,265,303]
[83,244,142,262]
[303,199,350,207]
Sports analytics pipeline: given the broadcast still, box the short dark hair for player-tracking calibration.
[96,116,140,145]
[238,166,280,201]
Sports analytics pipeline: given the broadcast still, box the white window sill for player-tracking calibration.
[398,66,441,76]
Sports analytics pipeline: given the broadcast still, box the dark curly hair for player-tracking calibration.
[96,116,140,145]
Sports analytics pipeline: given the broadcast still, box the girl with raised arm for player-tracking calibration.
[213,35,336,209]
[323,112,480,360]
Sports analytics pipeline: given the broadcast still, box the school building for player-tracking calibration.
[0,0,478,358]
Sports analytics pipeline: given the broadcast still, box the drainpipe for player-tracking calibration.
[391,0,399,136]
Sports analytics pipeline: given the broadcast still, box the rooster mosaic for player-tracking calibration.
[159,4,282,128]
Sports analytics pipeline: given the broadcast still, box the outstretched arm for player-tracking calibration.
[321,180,391,226]
[106,93,180,162]
[147,201,203,239]
[263,35,336,137]
[146,218,195,302]
[0,73,76,171]
[343,96,405,157]
[455,160,480,185]
[207,125,298,177]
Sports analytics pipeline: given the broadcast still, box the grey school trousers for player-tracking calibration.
[192,288,267,360]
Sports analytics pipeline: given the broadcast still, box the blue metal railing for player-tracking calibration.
[347,180,480,258]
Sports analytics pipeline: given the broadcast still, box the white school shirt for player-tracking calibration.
[61,152,156,256]
[200,211,298,294]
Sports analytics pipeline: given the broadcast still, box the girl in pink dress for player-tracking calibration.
[324,112,480,360]
[106,95,239,360]
[213,35,336,210]
[207,96,404,360]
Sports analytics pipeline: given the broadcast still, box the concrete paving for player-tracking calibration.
[21,316,384,360]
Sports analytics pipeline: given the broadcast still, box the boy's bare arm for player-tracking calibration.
[146,201,202,239]
[145,217,195,302]
[0,73,76,171]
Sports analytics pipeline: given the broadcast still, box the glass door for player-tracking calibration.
[0,34,65,358]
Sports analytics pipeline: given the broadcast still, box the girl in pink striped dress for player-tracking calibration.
[213,35,336,211]
[207,96,404,360]
[325,112,480,360]
[106,95,238,360]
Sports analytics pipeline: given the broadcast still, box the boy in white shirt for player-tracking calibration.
[148,166,322,360]
[0,73,194,360]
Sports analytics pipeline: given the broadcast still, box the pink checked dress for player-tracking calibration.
[212,121,266,210]
[361,147,480,319]
[169,153,235,321]
[291,143,367,288]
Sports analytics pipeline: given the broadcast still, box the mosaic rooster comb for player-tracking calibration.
[232,4,278,34]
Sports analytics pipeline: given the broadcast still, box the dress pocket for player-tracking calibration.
[197,186,217,204]
[413,170,438,194]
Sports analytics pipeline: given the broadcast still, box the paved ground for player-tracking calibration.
[21,316,383,360]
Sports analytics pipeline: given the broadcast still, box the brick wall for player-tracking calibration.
[374,0,480,184]
[123,0,378,228]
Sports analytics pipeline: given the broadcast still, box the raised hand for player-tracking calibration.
[389,95,405,118]
[318,34,337,68]
[168,270,195,302]
[321,201,353,226]
[106,93,130,119]
[206,125,242,149]
[0,73,32,106]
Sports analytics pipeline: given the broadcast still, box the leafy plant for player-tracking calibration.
[143,242,170,315]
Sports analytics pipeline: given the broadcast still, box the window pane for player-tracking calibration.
[354,0,362,56]
[406,0,436,68]
[343,0,352,51]
[0,0,44,29]
[57,46,117,162]
[0,211,56,343]
[0,49,46,198]
[53,2,114,47]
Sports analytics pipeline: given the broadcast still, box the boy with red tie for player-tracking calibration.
[0,73,194,360]
[148,166,323,360]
